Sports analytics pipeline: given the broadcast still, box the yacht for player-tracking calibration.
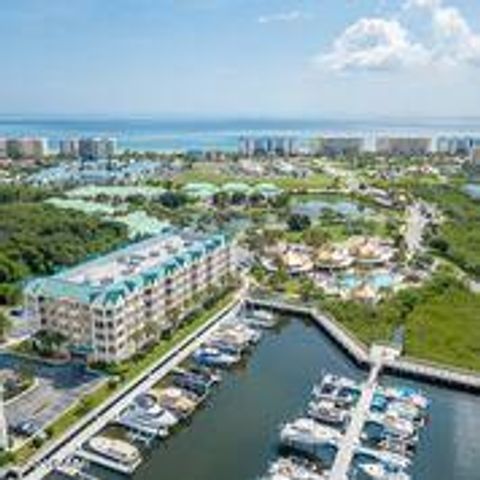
[192,346,240,368]
[152,387,199,419]
[358,462,410,480]
[280,418,341,450]
[88,436,140,468]
[307,399,349,428]
[263,456,326,480]
[368,413,417,440]
[312,374,361,406]
[379,386,429,411]
[120,393,178,431]
[243,309,277,329]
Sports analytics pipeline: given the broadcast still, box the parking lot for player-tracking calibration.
[1,353,105,435]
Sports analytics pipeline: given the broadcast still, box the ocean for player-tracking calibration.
[1,117,480,152]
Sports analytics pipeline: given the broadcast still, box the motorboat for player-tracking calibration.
[358,462,410,480]
[307,399,349,428]
[368,413,417,440]
[312,374,361,406]
[151,387,199,419]
[120,393,178,431]
[172,369,213,396]
[88,436,140,468]
[192,346,240,368]
[243,309,277,329]
[280,418,341,450]
[263,456,326,480]
[379,386,429,411]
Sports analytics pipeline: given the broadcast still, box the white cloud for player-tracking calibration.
[317,18,429,71]
[257,10,310,25]
[432,6,480,66]
[403,0,441,11]
[319,0,480,72]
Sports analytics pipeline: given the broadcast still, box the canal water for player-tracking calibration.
[90,317,480,480]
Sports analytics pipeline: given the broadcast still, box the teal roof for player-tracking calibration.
[222,182,252,194]
[25,232,228,307]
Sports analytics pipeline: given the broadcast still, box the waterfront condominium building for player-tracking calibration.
[2,138,48,159]
[313,137,365,157]
[25,231,233,363]
[59,138,80,158]
[239,136,297,157]
[375,137,432,156]
[78,137,117,161]
[0,139,6,159]
[436,136,480,156]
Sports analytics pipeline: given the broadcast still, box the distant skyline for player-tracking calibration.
[1,0,480,118]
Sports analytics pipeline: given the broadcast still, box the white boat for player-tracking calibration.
[368,413,416,439]
[87,436,141,468]
[359,462,410,480]
[120,393,178,432]
[380,386,429,411]
[263,456,326,480]
[244,309,277,329]
[192,346,240,367]
[280,418,341,449]
[307,399,349,427]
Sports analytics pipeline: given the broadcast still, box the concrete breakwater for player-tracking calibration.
[247,297,480,394]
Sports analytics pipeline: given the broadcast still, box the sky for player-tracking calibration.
[1,0,480,118]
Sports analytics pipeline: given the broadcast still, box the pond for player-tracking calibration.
[463,184,480,200]
[291,195,372,220]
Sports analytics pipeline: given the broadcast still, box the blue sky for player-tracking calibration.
[1,0,480,118]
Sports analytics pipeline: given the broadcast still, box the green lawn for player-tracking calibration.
[319,272,480,372]
[174,168,337,192]
[417,185,480,279]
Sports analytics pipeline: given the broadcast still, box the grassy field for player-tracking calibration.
[174,167,337,191]
[319,272,480,372]
[417,185,480,279]
[12,289,236,466]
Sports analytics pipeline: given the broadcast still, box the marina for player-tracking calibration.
[48,310,480,480]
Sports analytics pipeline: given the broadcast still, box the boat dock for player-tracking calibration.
[329,360,383,480]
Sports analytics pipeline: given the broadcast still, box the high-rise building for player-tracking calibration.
[375,137,431,156]
[313,137,364,157]
[436,136,480,156]
[472,147,480,164]
[78,137,117,161]
[25,231,232,363]
[59,139,80,158]
[5,138,47,159]
[0,139,7,159]
[239,136,296,157]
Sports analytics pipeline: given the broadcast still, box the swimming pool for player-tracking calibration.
[338,271,398,290]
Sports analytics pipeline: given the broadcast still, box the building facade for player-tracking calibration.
[239,136,296,157]
[0,138,47,159]
[375,137,431,156]
[59,139,80,158]
[313,137,364,157]
[78,137,117,161]
[25,231,232,363]
[436,136,480,156]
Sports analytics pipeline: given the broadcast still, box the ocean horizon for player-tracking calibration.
[1,116,480,152]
